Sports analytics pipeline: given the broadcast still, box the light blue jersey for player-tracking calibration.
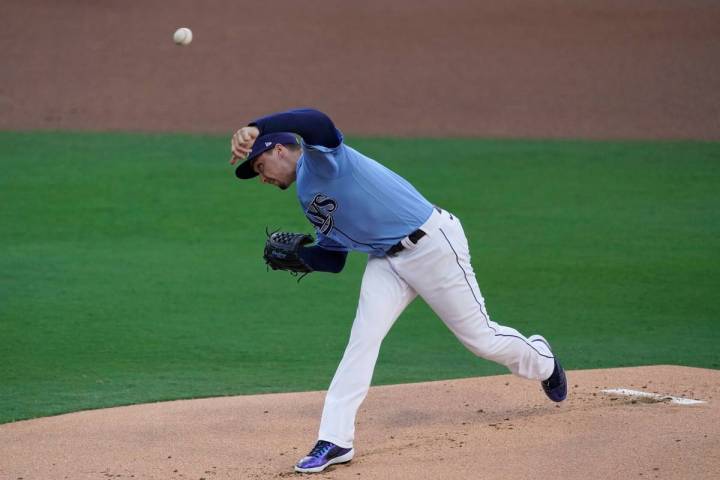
[296,139,434,256]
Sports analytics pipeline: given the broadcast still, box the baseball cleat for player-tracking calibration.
[294,440,354,473]
[541,358,567,402]
[529,335,567,402]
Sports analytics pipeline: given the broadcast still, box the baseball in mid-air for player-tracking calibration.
[173,27,193,46]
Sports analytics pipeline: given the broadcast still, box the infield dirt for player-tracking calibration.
[1,366,718,479]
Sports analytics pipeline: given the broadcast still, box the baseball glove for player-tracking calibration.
[263,229,314,279]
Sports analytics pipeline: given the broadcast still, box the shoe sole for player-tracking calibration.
[294,449,355,473]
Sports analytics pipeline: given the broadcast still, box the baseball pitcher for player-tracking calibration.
[229,108,567,473]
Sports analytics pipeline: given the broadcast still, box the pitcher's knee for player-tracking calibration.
[345,333,385,356]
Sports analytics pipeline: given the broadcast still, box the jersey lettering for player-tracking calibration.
[306,194,338,234]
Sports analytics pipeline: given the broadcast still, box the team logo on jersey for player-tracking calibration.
[306,194,338,234]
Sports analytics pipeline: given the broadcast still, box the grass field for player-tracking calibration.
[1,131,719,424]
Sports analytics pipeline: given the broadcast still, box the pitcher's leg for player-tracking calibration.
[318,257,417,448]
[399,217,555,381]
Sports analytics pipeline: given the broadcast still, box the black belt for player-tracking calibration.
[386,207,444,256]
[386,229,427,256]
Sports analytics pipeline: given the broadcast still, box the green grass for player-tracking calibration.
[1,131,719,423]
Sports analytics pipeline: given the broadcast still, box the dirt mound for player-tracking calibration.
[1,365,717,479]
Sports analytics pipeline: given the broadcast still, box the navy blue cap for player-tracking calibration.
[235,132,300,179]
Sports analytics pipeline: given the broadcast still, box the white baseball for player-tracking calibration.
[173,27,193,46]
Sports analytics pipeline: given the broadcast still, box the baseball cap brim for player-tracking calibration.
[234,132,300,180]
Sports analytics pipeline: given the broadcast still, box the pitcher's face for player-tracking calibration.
[252,145,298,190]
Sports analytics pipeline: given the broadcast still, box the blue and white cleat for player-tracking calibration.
[294,440,355,473]
[529,335,567,402]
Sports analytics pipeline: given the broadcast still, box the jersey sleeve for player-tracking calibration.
[250,108,342,148]
[298,245,348,273]
[251,108,344,178]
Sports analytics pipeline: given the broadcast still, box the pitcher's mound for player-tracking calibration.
[1,365,718,479]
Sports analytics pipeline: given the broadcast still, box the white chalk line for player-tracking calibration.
[601,388,706,405]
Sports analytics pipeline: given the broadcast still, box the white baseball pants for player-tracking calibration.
[317,208,556,448]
